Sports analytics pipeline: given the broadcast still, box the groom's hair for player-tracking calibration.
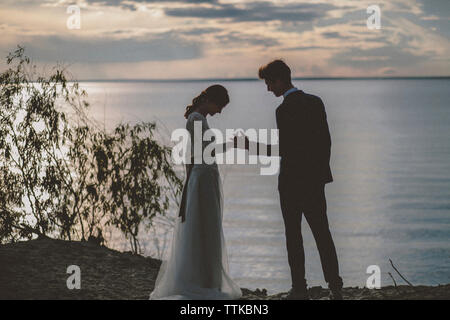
[258,59,291,83]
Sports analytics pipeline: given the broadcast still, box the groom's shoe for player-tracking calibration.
[286,287,309,300]
[329,284,344,300]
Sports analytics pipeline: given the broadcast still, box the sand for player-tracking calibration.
[0,238,448,300]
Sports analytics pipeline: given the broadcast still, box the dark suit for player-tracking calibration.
[276,89,342,290]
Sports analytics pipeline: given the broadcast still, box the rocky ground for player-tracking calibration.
[0,238,449,300]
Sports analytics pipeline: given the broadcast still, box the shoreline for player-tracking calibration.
[0,238,448,300]
[74,76,450,83]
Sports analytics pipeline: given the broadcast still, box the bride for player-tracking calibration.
[150,85,242,300]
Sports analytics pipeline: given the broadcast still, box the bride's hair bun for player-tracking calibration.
[184,85,229,119]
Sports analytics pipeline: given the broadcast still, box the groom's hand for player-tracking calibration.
[233,133,249,150]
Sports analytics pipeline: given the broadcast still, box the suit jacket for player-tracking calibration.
[276,90,333,188]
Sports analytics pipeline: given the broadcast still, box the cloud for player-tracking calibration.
[7,32,203,63]
[413,0,450,39]
[164,1,341,23]
[330,45,429,70]
[284,45,327,51]
[315,8,366,28]
[1,0,448,78]
[0,0,52,6]
[0,0,219,11]
[382,68,396,75]
[178,27,223,36]
[99,27,223,38]
[321,31,352,40]
[83,0,219,11]
[84,0,217,3]
[214,31,279,47]
[274,20,315,35]
[417,0,450,17]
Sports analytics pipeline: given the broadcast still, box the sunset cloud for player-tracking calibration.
[19,32,204,63]
[0,0,449,78]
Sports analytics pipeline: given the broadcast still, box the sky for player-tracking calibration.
[0,0,449,79]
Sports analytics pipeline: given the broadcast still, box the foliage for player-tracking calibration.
[0,46,182,253]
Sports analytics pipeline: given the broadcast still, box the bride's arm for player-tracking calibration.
[185,163,193,180]
[211,139,277,157]
[233,136,277,156]
[213,140,236,154]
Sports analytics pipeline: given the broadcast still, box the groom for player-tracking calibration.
[244,60,343,299]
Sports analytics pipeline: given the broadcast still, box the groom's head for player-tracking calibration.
[258,59,292,97]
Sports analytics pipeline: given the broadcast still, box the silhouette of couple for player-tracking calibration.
[150,60,343,300]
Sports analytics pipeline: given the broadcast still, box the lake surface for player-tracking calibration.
[79,79,450,293]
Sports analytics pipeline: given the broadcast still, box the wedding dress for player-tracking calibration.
[150,111,242,300]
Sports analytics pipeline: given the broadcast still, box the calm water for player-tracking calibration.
[80,79,450,293]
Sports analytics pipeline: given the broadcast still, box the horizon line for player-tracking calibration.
[75,76,450,82]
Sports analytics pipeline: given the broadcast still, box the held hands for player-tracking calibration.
[233,130,250,150]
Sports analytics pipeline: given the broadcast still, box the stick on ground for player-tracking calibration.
[389,259,413,286]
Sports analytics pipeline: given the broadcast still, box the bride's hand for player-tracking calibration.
[233,132,249,150]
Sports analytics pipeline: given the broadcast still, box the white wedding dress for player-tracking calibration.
[150,112,242,300]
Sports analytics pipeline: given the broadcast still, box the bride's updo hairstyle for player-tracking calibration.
[184,84,229,119]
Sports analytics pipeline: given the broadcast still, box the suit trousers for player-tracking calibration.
[278,181,343,290]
